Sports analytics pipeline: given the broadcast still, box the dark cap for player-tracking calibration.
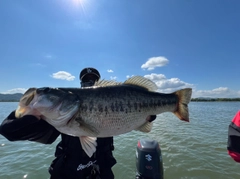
[79,67,101,82]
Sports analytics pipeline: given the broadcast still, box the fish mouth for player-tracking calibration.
[16,87,80,123]
[16,90,63,119]
[15,89,37,118]
[15,106,28,118]
[25,92,35,106]
[19,88,36,106]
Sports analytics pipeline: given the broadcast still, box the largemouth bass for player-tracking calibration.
[15,76,192,157]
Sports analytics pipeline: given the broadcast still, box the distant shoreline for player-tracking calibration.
[191,98,240,102]
[0,100,20,102]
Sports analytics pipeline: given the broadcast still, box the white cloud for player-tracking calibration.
[126,75,134,79]
[144,73,166,81]
[155,78,193,90]
[143,73,240,97]
[110,76,117,80]
[193,87,240,98]
[141,56,169,70]
[124,73,240,98]
[1,88,27,94]
[51,71,75,81]
[144,73,194,93]
[107,69,114,73]
[44,54,53,59]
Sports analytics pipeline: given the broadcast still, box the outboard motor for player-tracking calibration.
[136,139,164,179]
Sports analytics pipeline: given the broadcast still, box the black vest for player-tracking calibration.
[49,134,116,179]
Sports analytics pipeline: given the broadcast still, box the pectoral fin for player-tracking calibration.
[76,119,99,136]
[79,136,97,157]
[135,122,153,133]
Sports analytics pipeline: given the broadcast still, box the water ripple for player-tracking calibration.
[0,102,240,178]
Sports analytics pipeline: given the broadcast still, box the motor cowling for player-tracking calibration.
[136,139,164,179]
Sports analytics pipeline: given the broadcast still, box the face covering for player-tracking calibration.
[81,80,95,87]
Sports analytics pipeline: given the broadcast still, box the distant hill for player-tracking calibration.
[191,97,240,102]
[0,93,23,102]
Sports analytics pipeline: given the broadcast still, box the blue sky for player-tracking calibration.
[0,0,240,98]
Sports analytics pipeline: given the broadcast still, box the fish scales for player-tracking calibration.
[58,85,179,137]
[15,76,192,157]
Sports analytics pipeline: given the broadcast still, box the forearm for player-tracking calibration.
[0,111,60,144]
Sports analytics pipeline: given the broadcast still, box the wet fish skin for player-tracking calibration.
[15,76,192,157]
[50,86,183,138]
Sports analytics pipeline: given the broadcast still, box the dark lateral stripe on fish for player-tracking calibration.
[80,96,178,114]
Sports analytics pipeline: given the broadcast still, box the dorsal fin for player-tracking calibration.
[95,80,122,87]
[124,76,158,91]
[95,76,158,91]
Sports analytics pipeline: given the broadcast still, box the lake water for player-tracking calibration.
[0,102,240,179]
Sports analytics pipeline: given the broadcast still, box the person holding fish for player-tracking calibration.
[1,66,192,178]
[227,111,240,163]
[0,67,117,179]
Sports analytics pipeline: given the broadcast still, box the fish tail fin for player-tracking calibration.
[173,88,192,122]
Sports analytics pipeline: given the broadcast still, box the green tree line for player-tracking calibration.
[191,98,240,102]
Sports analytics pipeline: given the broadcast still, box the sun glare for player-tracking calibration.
[72,0,87,9]
[58,0,94,18]
[70,0,92,15]
[72,0,83,6]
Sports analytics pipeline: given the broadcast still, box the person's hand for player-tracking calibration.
[7,110,39,123]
